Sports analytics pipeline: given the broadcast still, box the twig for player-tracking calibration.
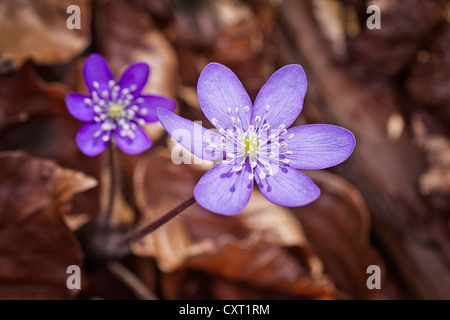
[107,261,158,300]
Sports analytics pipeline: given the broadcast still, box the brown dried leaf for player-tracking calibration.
[130,149,193,272]
[173,0,276,98]
[292,170,386,299]
[0,151,96,299]
[0,0,91,69]
[185,191,338,299]
[0,63,101,219]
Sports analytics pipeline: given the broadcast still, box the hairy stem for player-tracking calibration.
[99,143,120,227]
[118,195,196,247]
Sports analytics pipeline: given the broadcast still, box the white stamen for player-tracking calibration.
[285,151,293,155]
[262,123,270,131]
[102,90,109,98]
[84,98,92,105]
[235,107,239,115]
[233,165,243,172]
[248,173,254,180]
[94,106,103,114]
[102,135,110,142]
[227,107,231,115]
[129,84,138,92]
[259,172,266,179]
[244,106,250,113]
[255,116,261,124]
[265,105,270,112]
[212,118,219,126]
[282,159,290,164]
[139,108,148,116]
[287,133,294,139]
[108,80,116,88]
[92,81,100,89]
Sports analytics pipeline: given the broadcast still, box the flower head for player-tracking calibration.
[66,54,175,156]
[157,63,355,215]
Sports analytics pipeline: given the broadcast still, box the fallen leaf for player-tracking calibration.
[130,148,193,272]
[0,63,101,220]
[291,170,387,299]
[0,151,96,299]
[0,0,91,69]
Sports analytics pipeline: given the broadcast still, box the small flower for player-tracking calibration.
[66,54,175,156]
[157,63,356,215]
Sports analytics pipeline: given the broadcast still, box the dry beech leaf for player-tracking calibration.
[0,63,101,220]
[173,0,276,98]
[0,151,96,299]
[184,192,338,299]
[93,0,178,142]
[292,170,386,299]
[0,0,91,69]
[130,148,193,272]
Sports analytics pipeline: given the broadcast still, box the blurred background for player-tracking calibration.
[0,0,449,300]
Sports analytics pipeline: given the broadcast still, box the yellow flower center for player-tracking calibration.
[108,102,124,119]
[242,131,259,157]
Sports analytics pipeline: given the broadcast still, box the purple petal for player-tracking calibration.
[65,93,95,121]
[157,108,225,161]
[285,124,356,169]
[134,94,176,123]
[117,63,149,98]
[252,65,307,129]
[114,126,152,155]
[194,163,253,215]
[197,63,252,131]
[83,54,114,93]
[255,166,320,207]
[76,122,110,157]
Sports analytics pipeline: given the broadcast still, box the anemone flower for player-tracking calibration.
[158,63,355,215]
[66,54,175,156]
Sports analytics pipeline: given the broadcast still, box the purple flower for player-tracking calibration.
[157,63,355,215]
[66,54,175,156]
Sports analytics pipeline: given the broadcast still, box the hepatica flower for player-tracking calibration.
[66,54,175,156]
[158,63,355,215]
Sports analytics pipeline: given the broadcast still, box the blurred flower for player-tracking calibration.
[66,54,175,156]
[158,63,355,215]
